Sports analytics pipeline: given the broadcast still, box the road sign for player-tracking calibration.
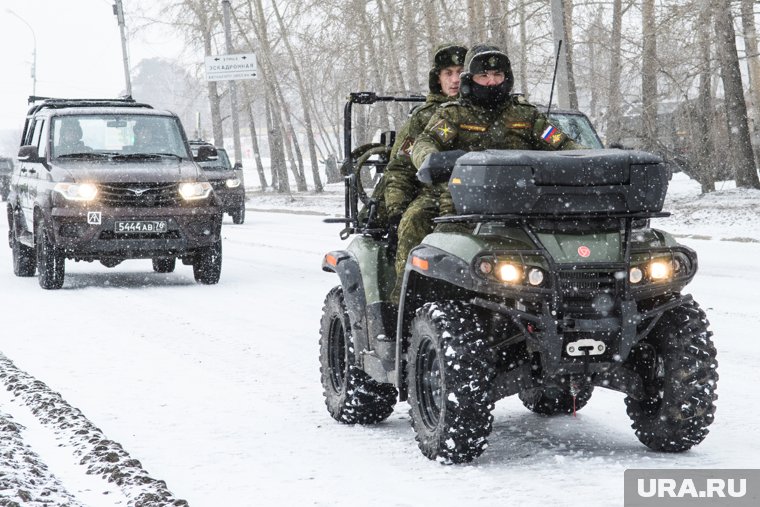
[204,53,257,81]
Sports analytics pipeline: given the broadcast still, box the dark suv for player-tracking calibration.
[189,141,246,224]
[0,156,13,201]
[6,97,223,289]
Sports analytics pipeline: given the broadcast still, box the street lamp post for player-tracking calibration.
[7,9,37,97]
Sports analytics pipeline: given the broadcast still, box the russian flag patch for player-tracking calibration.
[541,125,557,140]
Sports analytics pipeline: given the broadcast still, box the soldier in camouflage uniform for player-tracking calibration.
[383,44,467,302]
[391,44,582,303]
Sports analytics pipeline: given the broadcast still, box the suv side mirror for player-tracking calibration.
[18,145,42,163]
[194,145,217,162]
[233,161,242,170]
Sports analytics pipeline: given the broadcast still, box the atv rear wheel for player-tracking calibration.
[319,286,397,424]
[519,383,593,415]
[625,300,718,452]
[407,301,494,464]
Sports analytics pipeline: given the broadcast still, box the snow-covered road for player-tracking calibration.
[1,208,759,507]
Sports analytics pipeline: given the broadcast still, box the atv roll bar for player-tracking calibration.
[326,92,425,237]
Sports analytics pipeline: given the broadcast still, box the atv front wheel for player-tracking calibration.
[519,383,593,415]
[319,286,397,424]
[625,300,718,452]
[407,301,494,464]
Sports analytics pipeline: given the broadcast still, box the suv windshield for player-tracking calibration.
[548,112,604,149]
[196,147,232,171]
[51,115,189,159]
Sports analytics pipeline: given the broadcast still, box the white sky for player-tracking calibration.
[0,0,189,130]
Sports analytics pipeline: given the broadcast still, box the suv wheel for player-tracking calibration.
[319,286,397,424]
[10,216,36,277]
[35,221,65,289]
[193,240,222,284]
[231,207,245,225]
[407,301,494,464]
[152,257,176,273]
[625,300,718,452]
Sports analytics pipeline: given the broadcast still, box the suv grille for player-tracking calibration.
[209,180,227,191]
[98,183,180,207]
[558,270,619,317]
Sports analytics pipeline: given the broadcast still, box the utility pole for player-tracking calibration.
[550,0,570,109]
[113,0,132,97]
[7,9,36,96]
[222,0,243,164]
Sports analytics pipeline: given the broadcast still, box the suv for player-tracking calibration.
[189,141,246,224]
[0,156,13,201]
[6,97,223,289]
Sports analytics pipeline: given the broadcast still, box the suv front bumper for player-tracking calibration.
[50,205,222,260]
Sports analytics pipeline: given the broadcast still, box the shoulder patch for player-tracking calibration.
[398,136,414,156]
[431,118,457,143]
[540,124,565,145]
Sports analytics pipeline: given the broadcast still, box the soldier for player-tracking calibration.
[55,118,91,156]
[383,43,467,301]
[391,44,582,303]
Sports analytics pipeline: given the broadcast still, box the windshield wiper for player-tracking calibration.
[112,153,184,160]
[56,152,111,159]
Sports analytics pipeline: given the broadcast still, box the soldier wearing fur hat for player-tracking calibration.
[383,44,467,231]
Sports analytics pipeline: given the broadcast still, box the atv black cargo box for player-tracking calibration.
[449,149,668,215]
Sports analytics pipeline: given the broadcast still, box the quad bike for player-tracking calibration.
[319,92,718,464]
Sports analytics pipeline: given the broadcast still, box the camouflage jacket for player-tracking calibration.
[384,92,453,220]
[411,96,583,215]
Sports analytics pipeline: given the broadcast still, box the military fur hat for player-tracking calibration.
[428,43,467,94]
[460,44,515,99]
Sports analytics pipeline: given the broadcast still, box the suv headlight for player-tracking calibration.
[179,181,212,200]
[225,177,241,188]
[53,182,98,201]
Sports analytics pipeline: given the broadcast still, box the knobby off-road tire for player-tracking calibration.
[519,383,594,415]
[35,221,65,289]
[231,207,245,225]
[10,216,36,277]
[407,301,495,464]
[193,240,222,284]
[319,286,397,424]
[152,257,176,273]
[625,300,718,452]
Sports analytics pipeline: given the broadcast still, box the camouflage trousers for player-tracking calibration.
[390,187,442,303]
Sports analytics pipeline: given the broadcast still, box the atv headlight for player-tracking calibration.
[225,177,241,188]
[179,181,212,200]
[629,266,644,284]
[648,260,672,281]
[53,182,98,201]
[527,268,545,286]
[496,262,523,283]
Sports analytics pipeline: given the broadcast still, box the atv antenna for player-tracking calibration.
[547,40,562,116]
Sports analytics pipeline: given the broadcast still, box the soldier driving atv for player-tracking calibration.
[390,44,583,304]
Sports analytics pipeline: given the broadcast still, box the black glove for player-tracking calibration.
[386,214,402,255]
[416,150,467,185]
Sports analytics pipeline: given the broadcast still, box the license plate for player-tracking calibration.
[114,220,168,233]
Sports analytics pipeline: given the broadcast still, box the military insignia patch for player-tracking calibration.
[432,119,456,143]
[541,124,564,145]
[398,137,414,156]
[508,121,530,129]
[488,56,498,68]
[459,123,487,133]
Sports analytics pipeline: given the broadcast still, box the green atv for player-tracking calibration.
[319,93,718,464]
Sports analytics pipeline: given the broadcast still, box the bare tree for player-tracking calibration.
[713,0,760,188]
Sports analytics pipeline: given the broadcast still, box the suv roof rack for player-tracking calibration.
[25,96,154,116]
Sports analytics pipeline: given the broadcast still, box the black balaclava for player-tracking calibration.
[459,44,515,109]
